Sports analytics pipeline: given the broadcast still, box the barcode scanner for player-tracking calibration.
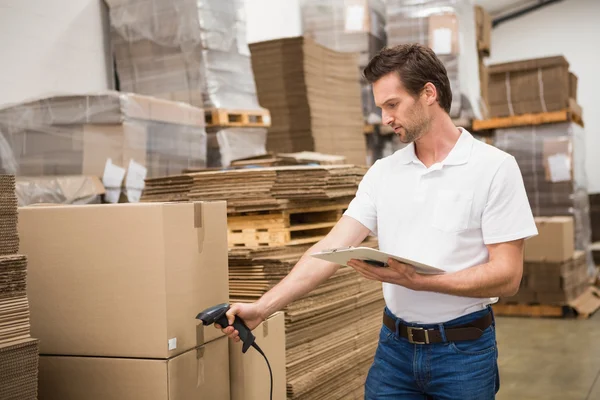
[196,303,273,400]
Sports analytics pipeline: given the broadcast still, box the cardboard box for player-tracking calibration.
[569,72,578,100]
[475,5,492,55]
[230,312,286,400]
[428,13,459,55]
[38,336,229,400]
[18,201,228,358]
[524,216,574,262]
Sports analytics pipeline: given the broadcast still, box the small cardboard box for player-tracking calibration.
[38,336,229,400]
[230,312,286,400]
[524,217,574,262]
[18,201,228,358]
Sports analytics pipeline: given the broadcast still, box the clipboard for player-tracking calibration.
[311,247,445,275]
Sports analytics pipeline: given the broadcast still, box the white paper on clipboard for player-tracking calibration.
[311,247,445,275]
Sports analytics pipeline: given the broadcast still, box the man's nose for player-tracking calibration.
[382,110,394,126]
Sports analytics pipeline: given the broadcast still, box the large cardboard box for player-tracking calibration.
[38,336,229,400]
[524,216,574,262]
[18,201,228,358]
[230,312,286,400]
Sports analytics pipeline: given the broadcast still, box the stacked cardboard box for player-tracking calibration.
[0,175,39,399]
[503,217,590,304]
[487,56,578,117]
[299,0,387,122]
[386,0,481,119]
[494,122,593,269]
[106,0,261,111]
[249,37,368,165]
[0,92,207,202]
[18,202,231,399]
[228,237,383,400]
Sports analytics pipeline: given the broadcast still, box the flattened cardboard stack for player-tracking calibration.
[249,37,367,165]
[142,165,365,212]
[229,237,383,400]
[0,175,18,255]
[106,0,261,111]
[502,217,591,305]
[494,122,593,269]
[299,0,387,122]
[0,175,39,400]
[488,56,577,118]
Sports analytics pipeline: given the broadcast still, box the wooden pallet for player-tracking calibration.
[493,287,600,319]
[227,204,347,247]
[473,106,583,131]
[205,107,271,128]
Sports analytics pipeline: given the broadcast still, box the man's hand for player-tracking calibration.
[347,258,422,290]
[214,302,265,342]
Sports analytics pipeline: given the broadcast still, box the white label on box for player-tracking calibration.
[126,159,147,203]
[168,337,177,351]
[345,5,365,32]
[102,159,126,203]
[432,28,453,55]
[547,153,571,182]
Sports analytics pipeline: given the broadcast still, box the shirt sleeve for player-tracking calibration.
[482,156,539,244]
[343,160,380,235]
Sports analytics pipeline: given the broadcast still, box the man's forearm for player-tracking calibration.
[416,261,521,298]
[255,244,339,319]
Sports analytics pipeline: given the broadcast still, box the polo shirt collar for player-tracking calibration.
[396,128,474,166]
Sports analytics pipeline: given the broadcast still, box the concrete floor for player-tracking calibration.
[496,312,600,400]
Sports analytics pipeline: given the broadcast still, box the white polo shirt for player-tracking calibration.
[345,129,538,324]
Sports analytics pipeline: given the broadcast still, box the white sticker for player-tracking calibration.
[345,5,365,32]
[168,337,177,351]
[432,28,453,55]
[547,153,571,182]
[125,159,147,203]
[102,159,126,204]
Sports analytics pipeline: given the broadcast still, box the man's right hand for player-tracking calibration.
[214,302,264,342]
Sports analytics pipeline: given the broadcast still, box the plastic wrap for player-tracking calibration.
[385,0,481,119]
[300,0,386,122]
[0,92,207,198]
[107,0,260,110]
[207,127,268,168]
[495,122,593,270]
[15,176,105,206]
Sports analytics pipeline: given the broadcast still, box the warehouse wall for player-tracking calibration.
[245,0,302,43]
[0,0,112,108]
[489,0,600,193]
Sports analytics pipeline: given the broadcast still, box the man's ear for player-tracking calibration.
[422,82,437,106]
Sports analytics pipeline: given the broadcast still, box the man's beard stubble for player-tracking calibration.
[397,102,431,144]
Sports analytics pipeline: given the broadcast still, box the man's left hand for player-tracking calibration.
[346,258,423,290]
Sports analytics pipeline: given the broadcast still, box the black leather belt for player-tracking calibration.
[383,310,493,345]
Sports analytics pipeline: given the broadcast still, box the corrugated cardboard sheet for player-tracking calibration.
[0,255,30,345]
[0,338,39,400]
[0,175,19,255]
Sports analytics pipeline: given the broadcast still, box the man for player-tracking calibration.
[217,44,538,399]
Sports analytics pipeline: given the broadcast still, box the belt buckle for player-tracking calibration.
[407,326,430,344]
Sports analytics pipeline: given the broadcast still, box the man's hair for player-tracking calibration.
[363,44,452,113]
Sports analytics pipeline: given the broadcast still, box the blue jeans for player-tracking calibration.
[365,307,500,399]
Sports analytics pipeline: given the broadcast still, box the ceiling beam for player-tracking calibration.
[492,0,564,27]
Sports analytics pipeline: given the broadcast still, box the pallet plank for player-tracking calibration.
[205,107,271,128]
[473,108,583,131]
